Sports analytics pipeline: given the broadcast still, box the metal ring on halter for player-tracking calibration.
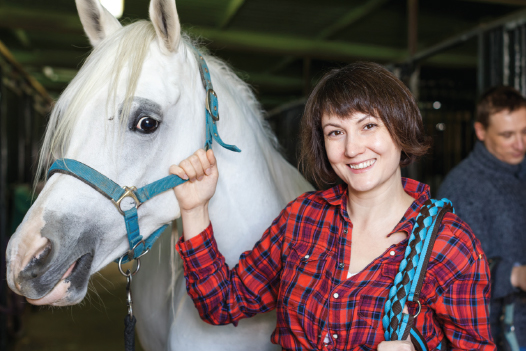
[413,300,422,318]
[112,186,141,216]
[118,239,148,276]
[118,256,140,276]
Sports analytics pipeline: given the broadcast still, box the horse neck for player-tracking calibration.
[204,57,312,207]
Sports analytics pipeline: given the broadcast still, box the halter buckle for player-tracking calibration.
[205,89,219,121]
[113,186,141,215]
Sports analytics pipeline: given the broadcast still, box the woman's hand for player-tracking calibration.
[377,337,415,351]
[169,149,218,240]
[377,306,415,351]
[170,149,218,211]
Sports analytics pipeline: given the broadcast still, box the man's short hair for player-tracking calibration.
[477,86,526,128]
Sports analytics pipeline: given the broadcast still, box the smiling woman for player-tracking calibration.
[170,62,496,350]
[299,62,430,189]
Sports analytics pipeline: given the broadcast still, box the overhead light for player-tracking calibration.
[100,0,124,19]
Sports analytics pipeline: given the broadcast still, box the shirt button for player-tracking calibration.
[338,263,344,268]
[333,293,339,299]
[333,334,338,339]
[390,251,396,256]
[304,254,310,259]
[343,229,348,234]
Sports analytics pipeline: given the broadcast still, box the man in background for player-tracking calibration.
[438,85,526,350]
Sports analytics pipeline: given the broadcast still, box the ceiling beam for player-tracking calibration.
[0,7,83,34]
[25,63,305,93]
[9,27,475,70]
[267,0,390,74]
[457,0,526,5]
[0,7,406,63]
[10,50,89,68]
[316,0,390,40]
[188,27,475,66]
[218,0,246,29]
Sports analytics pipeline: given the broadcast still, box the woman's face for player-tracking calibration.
[322,112,402,194]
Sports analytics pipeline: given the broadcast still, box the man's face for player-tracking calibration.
[475,107,526,165]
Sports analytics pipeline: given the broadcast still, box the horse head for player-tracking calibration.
[6,0,221,306]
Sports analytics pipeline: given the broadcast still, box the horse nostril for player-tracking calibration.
[26,239,52,272]
[35,239,52,261]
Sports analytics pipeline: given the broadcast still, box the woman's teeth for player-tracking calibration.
[350,159,376,170]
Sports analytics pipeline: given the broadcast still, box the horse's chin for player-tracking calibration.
[25,252,93,306]
[27,280,75,306]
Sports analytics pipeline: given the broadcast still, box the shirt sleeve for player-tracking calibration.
[428,216,496,351]
[175,204,291,326]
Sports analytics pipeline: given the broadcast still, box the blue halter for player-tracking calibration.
[47,46,240,266]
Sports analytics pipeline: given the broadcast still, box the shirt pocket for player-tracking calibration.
[357,263,399,330]
[281,241,332,307]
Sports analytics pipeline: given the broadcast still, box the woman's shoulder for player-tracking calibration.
[426,211,486,287]
[287,184,345,209]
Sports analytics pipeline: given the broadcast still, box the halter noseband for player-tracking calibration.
[47,46,241,266]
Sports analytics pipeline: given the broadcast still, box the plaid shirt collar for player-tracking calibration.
[319,177,432,238]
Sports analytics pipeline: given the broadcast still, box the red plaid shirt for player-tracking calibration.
[176,178,495,350]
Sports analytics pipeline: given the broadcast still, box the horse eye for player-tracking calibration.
[136,116,159,133]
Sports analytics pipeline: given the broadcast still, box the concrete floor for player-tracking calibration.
[12,263,144,350]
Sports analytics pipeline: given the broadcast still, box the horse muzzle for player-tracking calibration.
[6,207,97,306]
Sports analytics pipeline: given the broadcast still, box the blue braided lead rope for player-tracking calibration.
[382,198,454,343]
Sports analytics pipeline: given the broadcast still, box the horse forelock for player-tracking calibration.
[36,20,157,188]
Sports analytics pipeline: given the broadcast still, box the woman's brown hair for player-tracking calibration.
[299,62,430,188]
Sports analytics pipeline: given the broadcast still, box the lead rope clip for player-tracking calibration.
[126,271,133,318]
[120,261,139,351]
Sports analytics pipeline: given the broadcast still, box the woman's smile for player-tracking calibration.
[348,158,377,172]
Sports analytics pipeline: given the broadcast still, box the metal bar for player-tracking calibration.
[0,65,7,352]
[316,0,390,40]
[0,40,52,103]
[503,30,510,85]
[403,7,526,64]
[408,0,418,56]
[303,58,311,96]
[477,33,485,95]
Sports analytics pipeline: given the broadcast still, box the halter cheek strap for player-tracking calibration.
[190,46,241,153]
[47,47,240,264]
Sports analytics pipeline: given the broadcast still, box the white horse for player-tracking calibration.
[5,0,313,350]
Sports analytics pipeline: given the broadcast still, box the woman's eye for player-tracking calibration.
[364,123,377,130]
[328,130,342,136]
[136,116,159,133]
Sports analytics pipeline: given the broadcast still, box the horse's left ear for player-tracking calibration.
[149,0,181,54]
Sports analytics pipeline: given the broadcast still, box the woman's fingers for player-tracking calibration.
[195,149,211,178]
[206,149,217,174]
[179,158,198,182]
[169,149,216,182]
[169,164,189,180]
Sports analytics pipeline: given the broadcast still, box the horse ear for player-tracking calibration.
[149,0,181,53]
[75,0,122,47]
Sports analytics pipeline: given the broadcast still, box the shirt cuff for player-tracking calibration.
[175,222,223,281]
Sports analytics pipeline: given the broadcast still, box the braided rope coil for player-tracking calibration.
[382,199,454,342]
